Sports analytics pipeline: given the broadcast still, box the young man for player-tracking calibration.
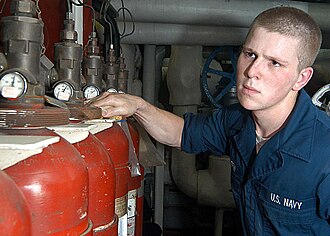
[91,7,330,235]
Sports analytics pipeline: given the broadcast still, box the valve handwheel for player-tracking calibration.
[201,46,238,108]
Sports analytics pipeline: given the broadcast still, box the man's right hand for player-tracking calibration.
[89,91,184,148]
[89,92,144,118]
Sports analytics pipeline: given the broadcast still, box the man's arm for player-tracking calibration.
[90,92,184,148]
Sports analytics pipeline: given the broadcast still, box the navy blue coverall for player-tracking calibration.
[181,90,330,235]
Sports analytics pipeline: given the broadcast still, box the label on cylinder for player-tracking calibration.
[127,189,137,236]
[127,189,137,218]
[115,194,128,218]
[127,216,136,236]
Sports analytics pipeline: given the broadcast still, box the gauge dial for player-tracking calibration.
[107,88,117,93]
[0,72,27,99]
[83,85,100,99]
[53,82,73,101]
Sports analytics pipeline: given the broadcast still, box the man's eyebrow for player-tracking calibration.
[242,46,289,65]
[264,54,289,65]
[241,46,255,54]
[241,45,251,51]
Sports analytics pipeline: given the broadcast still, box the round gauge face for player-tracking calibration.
[53,82,73,101]
[84,85,100,99]
[0,72,27,99]
[107,88,117,93]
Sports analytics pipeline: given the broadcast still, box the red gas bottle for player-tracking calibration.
[0,169,32,235]
[87,119,130,236]
[49,124,118,235]
[1,128,92,235]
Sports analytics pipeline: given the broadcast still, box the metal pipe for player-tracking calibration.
[142,45,156,104]
[141,44,166,230]
[155,47,166,105]
[119,22,248,46]
[155,143,165,229]
[111,0,330,31]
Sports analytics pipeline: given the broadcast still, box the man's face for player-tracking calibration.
[236,27,302,113]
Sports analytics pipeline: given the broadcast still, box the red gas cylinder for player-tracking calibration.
[87,120,130,236]
[49,124,118,235]
[127,120,144,236]
[1,128,92,235]
[0,169,32,235]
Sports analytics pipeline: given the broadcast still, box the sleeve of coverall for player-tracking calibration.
[181,108,229,156]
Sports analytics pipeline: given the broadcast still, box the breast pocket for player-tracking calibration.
[257,182,316,234]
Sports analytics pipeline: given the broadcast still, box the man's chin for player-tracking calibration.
[237,96,257,111]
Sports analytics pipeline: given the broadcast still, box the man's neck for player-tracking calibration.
[252,95,297,139]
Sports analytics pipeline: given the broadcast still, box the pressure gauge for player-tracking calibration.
[83,85,100,99]
[107,88,117,93]
[0,72,27,99]
[53,82,73,101]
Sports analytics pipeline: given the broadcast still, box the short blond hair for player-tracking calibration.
[246,7,322,71]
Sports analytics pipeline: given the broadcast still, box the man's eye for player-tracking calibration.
[271,60,281,67]
[244,51,255,59]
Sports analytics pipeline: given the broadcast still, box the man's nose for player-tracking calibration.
[246,58,263,79]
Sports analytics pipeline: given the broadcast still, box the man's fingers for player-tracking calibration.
[89,93,116,107]
[87,92,135,118]
[100,105,125,118]
[84,92,110,105]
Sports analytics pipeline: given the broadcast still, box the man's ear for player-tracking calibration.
[293,67,313,91]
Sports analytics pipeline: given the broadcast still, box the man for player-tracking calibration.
[92,7,330,235]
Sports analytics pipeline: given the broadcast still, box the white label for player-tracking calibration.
[57,91,71,101]
[127,216,136,236]
[118,214,128,236]
[2,86,20,98]
[127,189,137,218]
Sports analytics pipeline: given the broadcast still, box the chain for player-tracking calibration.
[0,0,7,14]
[35,0,46,55]
[35,0,41,19]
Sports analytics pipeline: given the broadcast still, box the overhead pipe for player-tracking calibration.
[119,22,248,46]
[113,0,330,48]
[111,0,330,31]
